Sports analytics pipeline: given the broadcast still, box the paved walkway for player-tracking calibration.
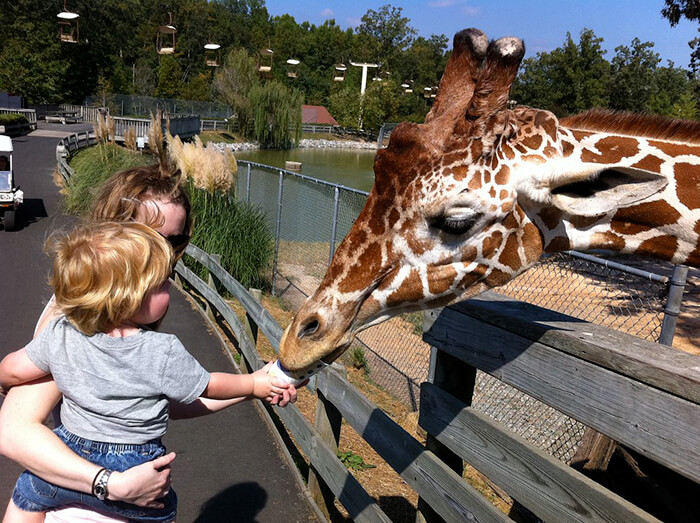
[0,123,320,522]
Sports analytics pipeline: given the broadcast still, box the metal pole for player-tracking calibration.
[245,163,251,203]
[271,171,284,296]
[659,264,688,346]
[328,187,340,264]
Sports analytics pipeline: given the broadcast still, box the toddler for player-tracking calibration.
[0,221,289,522]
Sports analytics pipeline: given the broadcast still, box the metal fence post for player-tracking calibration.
[329,187,340,264]
[659,264,689,346]
[271,171,284,296]
[245,163,251,203]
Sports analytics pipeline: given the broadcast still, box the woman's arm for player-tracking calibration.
[0,380,173,508]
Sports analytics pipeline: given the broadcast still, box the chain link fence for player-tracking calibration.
[84,94,232,119]
[236,159,690,463]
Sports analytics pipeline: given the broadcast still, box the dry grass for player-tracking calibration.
[168,134,237,194]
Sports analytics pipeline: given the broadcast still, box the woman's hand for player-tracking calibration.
[108,452,176,508]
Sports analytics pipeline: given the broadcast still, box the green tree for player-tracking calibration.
[156,54,183,98]
[212,48,260,133]
[512,29,609,116]
[662,0,700,70]
[356,4,416,69]
[672,89,699,117]
[608,38,661,112]
[249,81,303,148]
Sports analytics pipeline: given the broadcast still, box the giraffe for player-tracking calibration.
[279,28,700,373]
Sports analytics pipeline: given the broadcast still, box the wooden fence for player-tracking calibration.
[173,244,699,522]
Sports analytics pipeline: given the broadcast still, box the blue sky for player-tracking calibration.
[264,0,699,68]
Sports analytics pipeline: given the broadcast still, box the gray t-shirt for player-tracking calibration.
[26,317,210,444]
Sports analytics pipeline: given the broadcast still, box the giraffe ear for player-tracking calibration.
[548,166,668,216]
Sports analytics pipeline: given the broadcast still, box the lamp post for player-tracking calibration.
[350,61,378,95]
[349,61,379,129]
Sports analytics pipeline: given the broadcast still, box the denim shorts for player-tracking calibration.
[12,426,177,522]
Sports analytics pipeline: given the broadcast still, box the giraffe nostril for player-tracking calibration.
[298,319,320,340]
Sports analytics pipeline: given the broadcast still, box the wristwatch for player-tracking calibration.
[92,468,113,501]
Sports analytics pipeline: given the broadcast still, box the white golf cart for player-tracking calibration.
[0,135,23,231]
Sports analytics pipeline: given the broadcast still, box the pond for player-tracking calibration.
[234,147,376,192]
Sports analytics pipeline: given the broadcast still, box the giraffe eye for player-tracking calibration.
[429,212,483,235]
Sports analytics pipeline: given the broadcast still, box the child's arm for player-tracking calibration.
[203,363,290,403]
[0,348,49,393]
[169,396,249,419]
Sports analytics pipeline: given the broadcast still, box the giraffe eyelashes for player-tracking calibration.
[428,212,484,235]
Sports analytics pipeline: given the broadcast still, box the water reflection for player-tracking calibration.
[234,147,376,192]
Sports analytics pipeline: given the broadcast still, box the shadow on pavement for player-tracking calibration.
[194,482,267,523]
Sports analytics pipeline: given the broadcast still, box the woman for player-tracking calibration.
[0,163,296,521]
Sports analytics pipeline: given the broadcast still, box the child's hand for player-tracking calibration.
[252,364,289,402]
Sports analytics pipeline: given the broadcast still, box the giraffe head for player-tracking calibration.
[280,28,697,372]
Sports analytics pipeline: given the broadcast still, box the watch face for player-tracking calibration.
[95,484,107,500]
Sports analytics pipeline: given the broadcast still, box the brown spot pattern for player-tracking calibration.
[545,236,570,253]
[581,136,640,164]
[495,165,510,185]
[482,230,503,256]
[428,265,458,295]
[632,155,664,173]
[538,207,563,231]
[612,200,681,233]
[635,236,678,261]
[499,231,522,270]
[339,242,382,292]
[675,163,700,210]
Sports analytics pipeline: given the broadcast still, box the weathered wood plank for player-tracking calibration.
[453,292,700,403]
[317,370,510,522]
[423,305,700,483]
[185,245,283,349]
[275,403,392,523]
[421,383,659,523]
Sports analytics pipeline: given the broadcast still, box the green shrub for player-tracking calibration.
[0,113,29,125]
[185,179,273,290]
[63,144,150,216]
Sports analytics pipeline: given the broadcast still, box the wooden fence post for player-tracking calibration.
[241,288,262,373]
[205,254,221,322]
[416,310,477,523]
[307,363,346,518]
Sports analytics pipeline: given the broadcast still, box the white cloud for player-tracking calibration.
[429,0,459,7]
[321,8,334,18]
[461,6,480,16]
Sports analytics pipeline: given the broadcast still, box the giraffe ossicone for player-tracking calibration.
[279,28,700,372]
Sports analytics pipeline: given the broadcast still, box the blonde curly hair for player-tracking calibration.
[46,222,174,335]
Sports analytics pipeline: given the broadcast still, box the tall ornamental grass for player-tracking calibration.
[185,179,273,290]
[63,144,150,215]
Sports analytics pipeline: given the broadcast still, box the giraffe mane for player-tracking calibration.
[560,109,700,145]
